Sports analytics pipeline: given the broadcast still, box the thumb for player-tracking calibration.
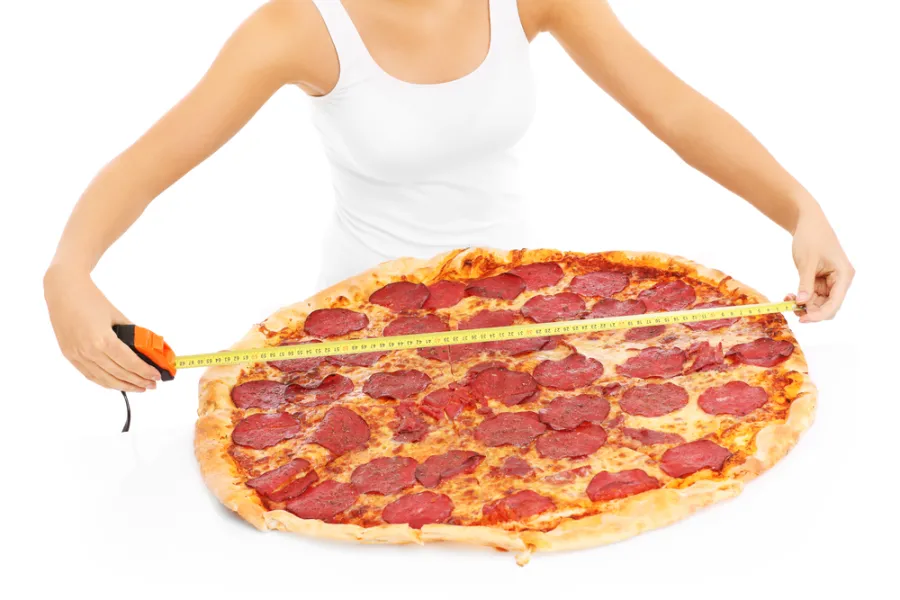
[796,256,818,304]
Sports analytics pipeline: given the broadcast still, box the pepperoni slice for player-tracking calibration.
[351,457,417,495]
[390,402,430,442]
[369,281,429,312]
[660,440,732,477]
[423,280,466,310]
[464,273,526,301]
[286,374,353,406]
[326,351,387,367]
[363,370,432,400]
[625,325,666,342]
[483,490,555,523]
[568,271,629,297]
[232,412,301,449]
[539,394,610,430]
[588,298,646,319]
[304,308,369,338]
[474,412,547,447]
[618,347,685,379]
[684,301,739,331]
[422,387,473,420]
[267,471,320,503]
[685,341,724,374]
[310,406,370,456]
[384,314,449,337]
[469,367,538,406]
[521,293,586,323]
[509,262,564,290]
[533,353,604,390]
[415,450,485,488]
[382,492,454,528]
[487,336,558,356]
[498,456,533,477]
[698,381,768,416]
[460,309,517,330]
[586,470,660,502]
[285,481,358,521]
[270,339,326,373]
[620,383,689,417]
[231,380,287,409]
[638,280,696,312]
[727,338,794,367]
[622,427,685,446]
[245,458,311,496]
[536,423,607,459]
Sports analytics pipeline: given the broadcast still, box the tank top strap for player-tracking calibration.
[488,0,531,53]
[310,0,379,86]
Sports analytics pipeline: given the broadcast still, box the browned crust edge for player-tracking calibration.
[194,247,816,565]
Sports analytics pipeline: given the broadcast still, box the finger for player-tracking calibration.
[795,257,818,305]
[801,269,852,322]
[94,352,157,390]
[103,333,163,382]
[77,357,145,392]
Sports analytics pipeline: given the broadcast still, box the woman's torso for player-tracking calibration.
[306,0,537,288]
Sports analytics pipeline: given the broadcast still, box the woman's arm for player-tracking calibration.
[45,0,329,391]
[542,0,854,320]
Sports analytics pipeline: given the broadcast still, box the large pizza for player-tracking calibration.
[195,248,815,565]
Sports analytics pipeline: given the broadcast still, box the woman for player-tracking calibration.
[44,0,854,394]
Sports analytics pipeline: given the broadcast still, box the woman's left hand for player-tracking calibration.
[789,209,854,322]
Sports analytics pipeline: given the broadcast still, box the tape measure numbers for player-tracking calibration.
[174,300,798,370]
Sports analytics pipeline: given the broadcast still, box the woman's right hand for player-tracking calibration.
[44,266,161,392]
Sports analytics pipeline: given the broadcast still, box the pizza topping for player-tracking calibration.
[382,492,454,528]
[539,394,610,430]
[285,481,358,521]
[684,301,739,331]
[459,309,517,330]
[465,273,526,301]
[638,280,696,311]
[509,262,564,290]
[415,450,485,488]
[660,440,732,478]
[568,271,629,297]
[390,402,430,442]
[698,381,769,416]
[588,298,646,319]
[326,351,388,367]
[363,370,432,400]
[618,347,685,379]
[383,314,449,336]
[304,308,369,338]
[369,281,429,312]
[536,423,607,459]
[483,490,555,523]
[544,465,592,484]
[474,411,547,447]
[423,280,466,310]
[685,341,725,374]
[351,457,418,495]
[245,458,311,496]
[498,456,534,478]
[422,387,473,420]
[586,470,660,502]
[270,339,326,373]
[231,380,286,409]
[727,338,794,367]
[232,412,301,449]
[469,367,538,406]
[622,427,685,446]
[620,383,689,417]
[267,471,320,503]
[533,353,604,390]
[521,293,586,323]
[624,325,666,342]
[286,374,353,406]
[310,406,370,456]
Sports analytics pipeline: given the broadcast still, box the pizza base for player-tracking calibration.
[195,248,816,565]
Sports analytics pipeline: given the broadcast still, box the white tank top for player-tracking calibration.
[309,0,536,289]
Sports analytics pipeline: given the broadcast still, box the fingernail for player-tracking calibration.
[797,292,809,302]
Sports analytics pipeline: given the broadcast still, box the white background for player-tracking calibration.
[2,1,898,597]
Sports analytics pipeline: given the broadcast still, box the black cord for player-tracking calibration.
[121,390,131,433]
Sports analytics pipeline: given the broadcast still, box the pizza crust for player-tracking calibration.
[194,247,816,565]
